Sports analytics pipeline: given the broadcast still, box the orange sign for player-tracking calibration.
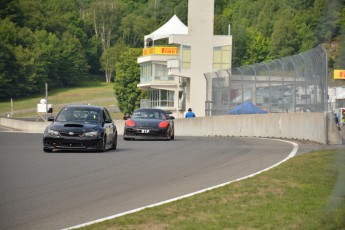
[143,47,155,56]
[334,70,345,79]
[143,46,178,56]
[159,47,177,54]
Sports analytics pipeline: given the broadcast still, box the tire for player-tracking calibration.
[111,132,117,150]
[99,135,106,152]
[169,127,174,140]
[123,130,130,141]
[43,148,53,153]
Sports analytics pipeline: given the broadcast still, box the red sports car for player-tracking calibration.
[123,108,174,140]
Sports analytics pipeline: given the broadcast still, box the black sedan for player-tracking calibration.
[123,108,174,140]
[43,105,117,152]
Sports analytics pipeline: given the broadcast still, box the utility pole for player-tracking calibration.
[45,83,48,121]
[11,98,13,117]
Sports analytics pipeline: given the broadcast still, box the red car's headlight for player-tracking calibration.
[126,119,135,127]
[159,121,169,128]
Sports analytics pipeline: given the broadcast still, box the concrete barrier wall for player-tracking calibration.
[0,118,51,133]
[114,120,125,135]
[173,113,329,144]
[1,113,343,145]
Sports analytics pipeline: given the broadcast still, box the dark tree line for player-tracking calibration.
[0,0,344,101]
[0,0,187,100]
[215,0,345,67]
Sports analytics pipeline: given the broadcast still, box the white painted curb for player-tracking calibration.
[62,138,298,230]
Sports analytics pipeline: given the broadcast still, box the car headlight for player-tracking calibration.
[48,128,59,136]
[84,131,99,137]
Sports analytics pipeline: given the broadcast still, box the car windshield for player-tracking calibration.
[56,107,101,123]
[132,110,166,120]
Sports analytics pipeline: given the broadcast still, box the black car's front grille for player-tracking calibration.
[59,131,83,137]
[44,138,101,149]
[125,129,168,138]
[59,142,85,148]
[137,124,157,129]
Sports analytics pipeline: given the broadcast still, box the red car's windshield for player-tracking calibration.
[132,110,166,120]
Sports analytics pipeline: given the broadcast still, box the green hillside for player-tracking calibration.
[1,0,344,101]
[0,81,121,119]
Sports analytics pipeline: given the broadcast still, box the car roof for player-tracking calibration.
[134,108,166,113]
[63,104,103,109]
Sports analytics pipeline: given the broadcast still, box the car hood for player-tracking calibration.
[48,122,101,132]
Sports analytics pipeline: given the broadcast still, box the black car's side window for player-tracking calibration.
[99,111,104,122]
[101,110,110,122]
[104,109,112,120]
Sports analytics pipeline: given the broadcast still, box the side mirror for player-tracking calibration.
[104,118,112,124]
[123,114,130,120]
[47,116,54,122]
[168,116,175,120]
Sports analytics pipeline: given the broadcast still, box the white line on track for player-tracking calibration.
[62,138,298,230]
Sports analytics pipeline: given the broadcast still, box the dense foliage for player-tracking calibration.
[1,0,344,104]
[216,0,345,66]
[0,0,187,100]
[114,48,146,114]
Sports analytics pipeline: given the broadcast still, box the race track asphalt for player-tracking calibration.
[0,129,338,230]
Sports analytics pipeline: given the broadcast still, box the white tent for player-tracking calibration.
[144,15,188,45]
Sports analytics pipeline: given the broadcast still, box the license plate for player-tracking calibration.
[141,130,150,133]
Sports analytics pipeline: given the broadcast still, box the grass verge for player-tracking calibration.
[79,149,345,230]
[0,81,123,119]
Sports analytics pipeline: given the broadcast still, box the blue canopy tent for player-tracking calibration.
[227,101,268,115]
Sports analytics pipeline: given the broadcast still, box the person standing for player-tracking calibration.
[334,113,341,130]
[185,108,196,118]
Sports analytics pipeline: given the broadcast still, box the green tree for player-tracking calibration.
[14,28,88,93]
[120,14,155,48]
[1,0,344,100]
[214,14,231,35]
[89,0,125,82]
[270,10,298,58]
[231,19,249,67]
[114,48,146,114]
[293,10,319,52]
[0,18,19,99]
[0,42,18,99]
[243,27,270,65]
[336,4,345,69]
[58,31,89,87]
[313,0,341,42]
[14,29,60,94]
[100,40,128,82]
[255,0,281,37]
[149,0,187,25]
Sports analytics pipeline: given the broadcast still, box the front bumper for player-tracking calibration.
[124,127,170,140]
[43,136,103,151]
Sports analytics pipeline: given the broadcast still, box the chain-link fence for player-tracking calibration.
[204,45,328,116]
